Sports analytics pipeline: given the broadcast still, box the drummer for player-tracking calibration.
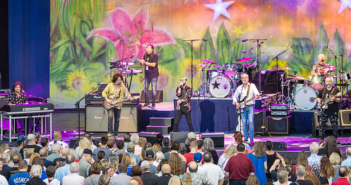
[311,54,333,76]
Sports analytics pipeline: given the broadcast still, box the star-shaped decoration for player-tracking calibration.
[338,0,351,14]
[232,25,244,37]
[204,0,235,22]
[185,27,205,48]
[212,80,220,89]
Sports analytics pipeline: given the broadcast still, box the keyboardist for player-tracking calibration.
[7,81,28,105]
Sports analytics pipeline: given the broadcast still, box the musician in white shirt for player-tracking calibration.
[233,73,259,144]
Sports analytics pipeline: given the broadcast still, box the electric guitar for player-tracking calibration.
[317,92,341,115]
[103,96,140,110]
[236,92,263,113]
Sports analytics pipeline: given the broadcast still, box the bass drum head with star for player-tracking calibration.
[209,75,233,98]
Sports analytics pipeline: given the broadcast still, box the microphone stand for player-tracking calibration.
[74,85,100,139]
[326,44,341,86]
[182,39,207,92]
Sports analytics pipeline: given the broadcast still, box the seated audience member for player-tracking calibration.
[114,140,126,155]
[188,161,214,185]
[39,149,53,168]
[54,154,76,184]
[204,138,219,164]
[13,135,27,153]
[8,160,31,185]
[307,142,322,166]
[47,131,69,149]
[53,148,70,166]
[110,163,131,185]
[93,136,112,161]
[19,134,41,159]
[43,166,60,185]
[85,161,102,185]
[318,136,342,158]
[153,164,172,185]
[329,152,341,182]
[331,166,349,185]
[290,165,314,185]
[161,138,170,153]
[46,144,61,162]
[140,161,158,185]
[224,144,255,185]
[26,165,45,185]
[62,162,84,185]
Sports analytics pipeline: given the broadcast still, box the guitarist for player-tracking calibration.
[316,76,340,143]
[102,73,134,137]
[233,73,259,144]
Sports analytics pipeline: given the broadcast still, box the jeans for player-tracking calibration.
[229,179,246,185]
[144,77,158,104]
[241,104,254,141]
[108,108,121,135]
[173,106,194,132]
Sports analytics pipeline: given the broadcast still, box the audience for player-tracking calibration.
[329,152,340,182]
[121,153,134,175]
[46,144,61,162]
[319,156,335,184]
[164,141,180,161]
[107,139,116,152]
[19,134,41,159]
[114,140,126,155]
[161,138,170,153]
[308,142,322,166]
[130,166,143,177]
[181,173,192,185]
[152,144,161,153]
[139,161,158,185]
[225,143,255,185]
[145,149,157,174]
[153,151,164,167]
[13,136,26,153]
[32,157,48,181]
[54,154,76,184]
[93,136,112,161]
[218,145,236,173]
[155,159,168,177]
[8,160,30,185]
[196,139,204,154]
[2,153,11,180]
[124,133,131,152]
[26,165,45,185]
[169,153,186,176]
[247,175,259,185]
[53,148,69,166]
[203,152,224,185]
[110,163,132,185]
[24,149,33,164]
[265,141,285,178]
[185,132,196,153]
[188,161,214,185]
[41,138,49,150]
[131,134,142,156]
[293,152,311,174]
[248,141,267,185]
[318,136,342,158]
[84,161,101,185]
[226,131,252,153]
[39,149,52,168]
[186,153,205,174]
[184,141,199,170]
[204,138,219,165]
[78,149,94,178]
[98,175,109,185]
[340,147,351,167]
[97,151,106,162]
[128,176,144,185]
[168,176,181,185]
[62,162,84,185]
[153,164,172,185]
[290,165,313,185]
[76,137,94,158]
[126,143,141,164]
[179,143,187,155]
[331,166,348,185]
[43,166,60,185]
[277,170,289,185]
[7,154,20,180]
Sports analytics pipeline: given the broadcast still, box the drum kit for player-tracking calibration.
[194,57,255,98]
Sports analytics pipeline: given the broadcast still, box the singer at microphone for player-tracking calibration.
[7,81,28,105]
[139,44,159,109]
[174,76,194,132]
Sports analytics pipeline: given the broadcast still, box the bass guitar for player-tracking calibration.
[103,96,140,110]
[236,92,263,113]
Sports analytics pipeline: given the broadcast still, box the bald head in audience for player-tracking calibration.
[62,148,70,157]
[161,164,171,174]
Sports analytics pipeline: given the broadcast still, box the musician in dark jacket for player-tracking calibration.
[173,76,194,132]
[316,76,340,143]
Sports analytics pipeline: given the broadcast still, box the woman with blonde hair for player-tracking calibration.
[168,153,184,176]
[329,152,340,182]
[106,161,118,177]
[218,145,236,172]
[168,176,181,185]
[293,152,311,174]
[28,153,40,172]
[121,153,134,175]
[0,144,9,154]
[319,156,335,185]
[248,141,267,185]
[246,175,259,185]
[152,143,162,153]
[181,173,192,185]
[100,159,109,174]
[76,137,91,158]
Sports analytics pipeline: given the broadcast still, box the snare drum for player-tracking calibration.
[294,87,317,110]
[209,75,233,98]
[207,70,224,82]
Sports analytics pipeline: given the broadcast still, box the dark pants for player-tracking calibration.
[144,77,158,104]
[173,106,194,132]
[320,111,338,140]
[108,108,121,135]
[229,179,247,185]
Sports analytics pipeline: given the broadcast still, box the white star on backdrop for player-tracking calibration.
[339,0,351,14]
[204,0,235,22]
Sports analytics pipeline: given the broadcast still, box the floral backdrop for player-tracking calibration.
[50,0,351,108]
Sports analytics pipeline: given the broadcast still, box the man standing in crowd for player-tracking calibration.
[290,165,314,185]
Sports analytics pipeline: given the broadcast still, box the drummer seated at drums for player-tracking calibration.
[311,54,334,76]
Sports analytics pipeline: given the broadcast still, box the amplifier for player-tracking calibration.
[98,83,109,93]
[0,89,10,93]
[0,93,8,109]
[271,104,289,110]
[267,116,291,135]
[271,110,290,116]
[85,93,104,105]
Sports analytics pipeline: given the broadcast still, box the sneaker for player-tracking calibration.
[151,104,156,108]
[107,133,113,137]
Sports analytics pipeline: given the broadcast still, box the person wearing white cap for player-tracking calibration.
[139,161,158,185]
[19,134,41,159]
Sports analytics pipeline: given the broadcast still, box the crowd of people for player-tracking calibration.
[0,131,350,185]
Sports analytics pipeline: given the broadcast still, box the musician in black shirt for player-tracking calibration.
[316,76,340,143]
[140,44,159,109]
[7,81,28,105]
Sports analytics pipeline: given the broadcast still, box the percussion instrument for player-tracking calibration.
[294,87,317,110]
[280,67,294,70]
[236,57,252,62]
[310,74,323,90]
[197,63,209,68]
[209,75,234,98]
[207,70,224,82]
[200,59,217,64]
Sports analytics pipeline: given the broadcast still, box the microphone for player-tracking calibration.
[201,39,208,41]
[130,54,135,59]
[241,50,247,54]
[16,89,20,93]
[242,39,249,42]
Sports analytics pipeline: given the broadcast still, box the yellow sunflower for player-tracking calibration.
[266,60,288,71]
[181,58,203,79]
[65,70,95,97]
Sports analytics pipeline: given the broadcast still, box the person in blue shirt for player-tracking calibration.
[126,143,141,164]
[247,141,267,185]
[9,160,31,185]
[54,154,76,184]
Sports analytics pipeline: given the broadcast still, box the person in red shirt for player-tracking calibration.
[183,141,204,170]
[224,143,255,185]
[331,166,349,185]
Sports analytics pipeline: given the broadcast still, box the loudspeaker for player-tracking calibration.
[85,104,141,133]
[252,70,285,94]
[254,109,268,135]
[340,110,351,126]
[267,116,290,135]
[201,133,224,147]
[139,131,164,145]
[140,90,163,103]
[264,142,287,151]
[171,132,189,143]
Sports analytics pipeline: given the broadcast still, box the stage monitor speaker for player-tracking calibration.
[340,110,351,126]
[201,133,224,147]
[85,104,141,133]
[139,131,164,145]
[267,116,290,135]
[254,109,268,135]
[171,132,189,144]
[140,90,163,103]
[264,142,287,151]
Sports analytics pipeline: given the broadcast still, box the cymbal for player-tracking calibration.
[280,66,294,70]
[321,66,337,71]
[197,63,209,68]
[213,66,223,69]
[200,59,216,64]
[225,70,236,76]
[287,74,305,80]
[236,57,252,62]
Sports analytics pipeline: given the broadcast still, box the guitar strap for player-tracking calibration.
[239,83,251,103]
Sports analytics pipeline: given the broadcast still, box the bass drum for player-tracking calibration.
[209,75,233,98]
[294,87,317,110]
[207,70,224,82]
